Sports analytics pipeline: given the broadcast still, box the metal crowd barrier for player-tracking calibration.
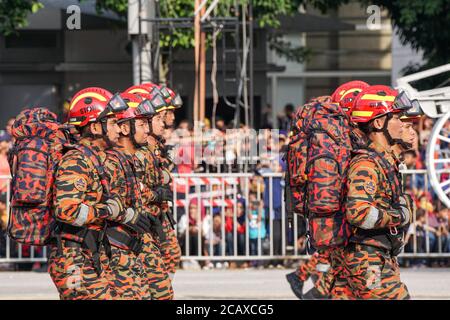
[1,170,449,265]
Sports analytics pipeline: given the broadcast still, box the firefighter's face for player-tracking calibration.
[134,118,149,145]
[105,117,121,144]
[386,113,404,141]
[401,122,416,146]
[163,110,175,128]
[151,113,165,136]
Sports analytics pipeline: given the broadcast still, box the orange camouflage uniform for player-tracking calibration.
[148,140,181,276]
[134,145,174,300]
[296,250,334,297]
[48,139,118,300]
[335,140,411,300]
[102,149,150,300]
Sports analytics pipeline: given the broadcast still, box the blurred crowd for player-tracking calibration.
[1,103,450,270]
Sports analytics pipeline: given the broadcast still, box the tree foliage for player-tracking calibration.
[372,0,450,74]
[0,0,42,35]
[1,0,449,68]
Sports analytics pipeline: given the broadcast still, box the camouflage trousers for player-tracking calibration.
[329,247,356,299]
[104,246,151,300]
[332,243,410,300]
[297,250,333,296]
[158,213,181,276]
[139,233,174,300]
[48,245,117,300]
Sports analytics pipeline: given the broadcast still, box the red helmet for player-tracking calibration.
[331,81,369,116]
[125,85,169,113]
[140,82,160,92]
[68,87,113,126]
[116,92,156,123]
[159,85,183,110]
[351,85,413,123]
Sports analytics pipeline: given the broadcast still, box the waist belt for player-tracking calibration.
[54,222,111,275]
[106,228,143,254]
[353,227,405,256]
[60,239,83,248]
[348,242,391,256]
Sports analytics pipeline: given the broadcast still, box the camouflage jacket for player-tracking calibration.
[346,141,409,250]
[134,146,162,217]
[104,148,144,246]
[53,139,111,232]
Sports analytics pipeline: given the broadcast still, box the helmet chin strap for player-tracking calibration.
[148,118,164,141]
[372,113,397,146]
[394,139,413,151]
[100,120,117,149]
[128,119,147,148]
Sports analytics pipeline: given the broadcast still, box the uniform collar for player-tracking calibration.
[368,140,398,168]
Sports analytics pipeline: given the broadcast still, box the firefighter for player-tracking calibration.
[48,87,135,300]
[126,84,175,300]
[285,81,369,300]
[128,83,182,280]
[340,85,415,299]
[102,92,156,299]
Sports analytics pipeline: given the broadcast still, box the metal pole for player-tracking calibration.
[194,0,201,123]
[242,4,249,128]
[248,0,254,128]
[234,0,241,128]
[200,4,206,123]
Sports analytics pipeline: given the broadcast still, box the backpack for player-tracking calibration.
[285,96,353,250]
[7,108,68,246]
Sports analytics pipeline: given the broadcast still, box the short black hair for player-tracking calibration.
[403,150,417,158]
[285,103,295,112]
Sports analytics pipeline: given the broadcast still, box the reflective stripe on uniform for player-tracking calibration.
[316,263,331,273]
[360,206,380,229]
[74,203,90,226]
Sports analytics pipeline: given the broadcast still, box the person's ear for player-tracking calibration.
[373,117,386,130]
[90,122,102,135]
[119,122,130,136]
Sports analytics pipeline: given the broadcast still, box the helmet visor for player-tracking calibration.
[98,93,128,120]
[150,93,168,112]
[108,93,129,113]
[136,99,156,117]
[172,93,183,107]
[404,99,423,117]
[159,86,171,99]
[393,91,416,112]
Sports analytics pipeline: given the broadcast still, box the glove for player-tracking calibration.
[123,208,152,234]
[148,214,166,241]
[154,186,173,203]
[398,195,412,227]
[105,196,125,220]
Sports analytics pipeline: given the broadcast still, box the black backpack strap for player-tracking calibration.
[71,144,110,196]
[356,147,402,203]
[106,149,142,207]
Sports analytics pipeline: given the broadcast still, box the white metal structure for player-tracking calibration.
[397,63,450,208]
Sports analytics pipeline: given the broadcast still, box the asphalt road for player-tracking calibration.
[0,268,449,300]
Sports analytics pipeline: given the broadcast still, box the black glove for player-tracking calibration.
[154,186,173,203]
[148,214,166,242]
[123,208,152,234]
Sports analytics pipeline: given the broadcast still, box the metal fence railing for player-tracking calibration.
[1,170,450,265]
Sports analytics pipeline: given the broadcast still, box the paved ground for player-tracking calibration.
[0,268,449,300]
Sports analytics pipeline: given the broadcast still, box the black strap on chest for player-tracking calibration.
[107,149,142,207]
